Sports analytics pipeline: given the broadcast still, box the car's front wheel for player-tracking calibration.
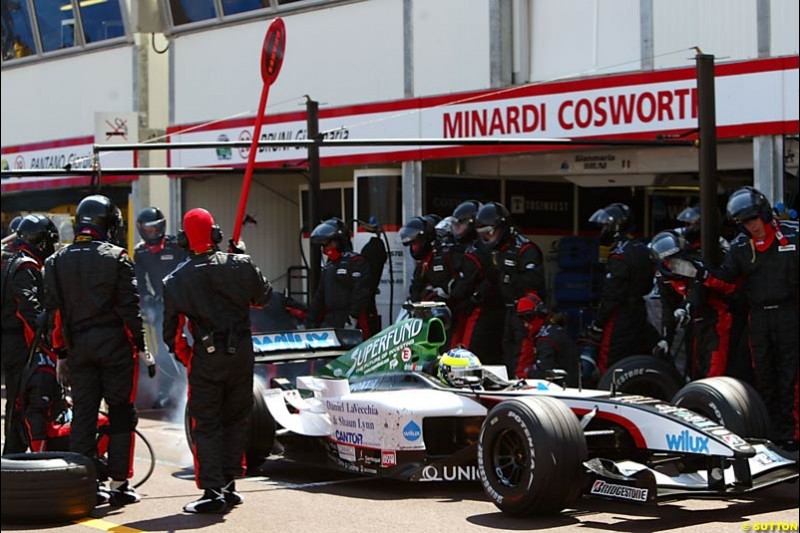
[672,376,769,438]
[478,396,587,516]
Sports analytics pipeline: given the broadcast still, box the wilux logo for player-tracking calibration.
[665,430,709,453]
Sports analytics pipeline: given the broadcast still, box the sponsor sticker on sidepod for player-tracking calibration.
[403,421,421,441]
[590,480,649,502]
[381,450,396,467]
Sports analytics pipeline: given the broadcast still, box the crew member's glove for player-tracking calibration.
[228,239,246,254]
[674,305,691,328]
[652,339,670,359]
[432,287,449,300]
[691,259,708,281]
[584,322,604,344]
[56,358,70,387]
[140,350,157,378]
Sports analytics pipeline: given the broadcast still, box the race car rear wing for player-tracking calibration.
[252,328,363,363]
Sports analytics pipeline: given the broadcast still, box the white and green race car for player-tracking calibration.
[195,304,799,516]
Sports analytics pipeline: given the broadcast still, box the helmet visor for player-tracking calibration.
[588,208,613,225]
[676,206,700,225]
[452,219,471,240]
[399,225,422,246]
[727,190,763,223]
[649,232,682,260]
[139,218,165,240]
[448,366,483,386]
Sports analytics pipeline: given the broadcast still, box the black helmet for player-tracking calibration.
[451,200,481,243]
[136,207,166,245]
[75,194,122,241]
[422,214,442,227]
[475,202,511,249]
[434,216,457,246]
[726,186,772,224]
[676,205,701,243]
[399,216,435,260]
[310,217,351,249]
[16,214,59,261]
[9,215,23,234]
[649,230,687,262]
[589,202,634,244]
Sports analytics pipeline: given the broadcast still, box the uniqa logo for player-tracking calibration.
[665,430,710,453]
[403,421,421,441]
[420,465,480,482]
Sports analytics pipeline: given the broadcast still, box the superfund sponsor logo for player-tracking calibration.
[666,430,710,453]
[349,319,423,369]
[590,480,649,502]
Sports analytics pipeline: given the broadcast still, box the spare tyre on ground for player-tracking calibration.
[1,451,96,523]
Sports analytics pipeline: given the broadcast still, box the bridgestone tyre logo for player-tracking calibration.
[590,480,648,502]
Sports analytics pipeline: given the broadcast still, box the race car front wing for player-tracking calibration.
[584,442,799,503]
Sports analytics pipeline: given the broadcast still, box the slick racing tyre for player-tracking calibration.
[598,355,684,401]
[184,379,276,470]
[478,396,587,516]
[246,379,276,469]
[1,451,96,523]
[672,376,770,438]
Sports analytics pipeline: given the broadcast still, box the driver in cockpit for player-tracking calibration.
[433,348,484,388]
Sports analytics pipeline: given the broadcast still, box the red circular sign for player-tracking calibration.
[261,18,286,86]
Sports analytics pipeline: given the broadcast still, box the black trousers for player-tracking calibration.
[187,335,254,489]
[69,327,138,481]
[597,301,657,373]
[749,304,799,443]
[502,308,527,377]
[1,333,29,454]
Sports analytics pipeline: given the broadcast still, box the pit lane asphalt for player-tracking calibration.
[2,400,798,533]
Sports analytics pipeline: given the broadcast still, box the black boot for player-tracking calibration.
[109,480,141,506]
[223,480,243,506]
[183,488,228,514]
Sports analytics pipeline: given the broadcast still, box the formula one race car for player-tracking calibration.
[191,304,799,516]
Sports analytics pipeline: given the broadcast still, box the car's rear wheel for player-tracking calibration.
[478,396,586,516]
[598,355,684,401]
[672,376,770,438]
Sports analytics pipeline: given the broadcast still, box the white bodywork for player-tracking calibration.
[266,377,486,452]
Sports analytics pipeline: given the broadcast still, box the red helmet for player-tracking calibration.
[181,208,222,253]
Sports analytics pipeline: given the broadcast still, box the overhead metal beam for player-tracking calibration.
[88,137,696,152]
[2,167,304,178]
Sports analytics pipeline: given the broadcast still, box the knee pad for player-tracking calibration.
[107,403,138,434]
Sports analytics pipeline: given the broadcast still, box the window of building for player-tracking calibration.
[2,0,128,66]
[221,0,270,17]
[78,0,125,43]
[168,0,216,26]
[1,0,37,60]
[165,0,347,34]
[32,0,80,52]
